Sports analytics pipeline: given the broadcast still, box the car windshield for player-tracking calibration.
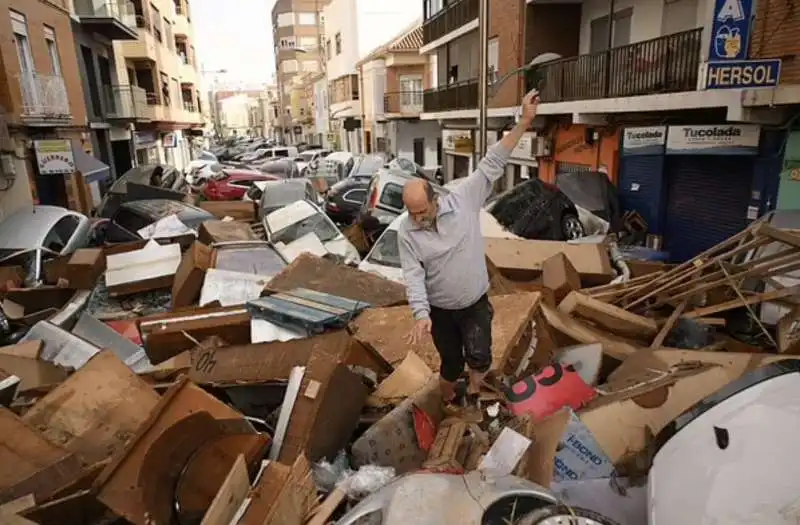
[214,246,286,278]
[351,155,385,177]
[271,211,340,244]
[299,151,317,162]
[367,229,401,268]
[262,184,306,210]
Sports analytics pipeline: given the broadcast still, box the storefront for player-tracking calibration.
[503,131,538,191]
[442,129,474,182]
[618,124,782,262]
[778,132,800,210]
[538,124,620,184]
[134,131,159,166]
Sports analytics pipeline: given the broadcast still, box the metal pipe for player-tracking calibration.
[477,0,489,159]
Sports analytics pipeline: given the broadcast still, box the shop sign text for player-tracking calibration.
[666,125,760,155]
[706,59,781,89]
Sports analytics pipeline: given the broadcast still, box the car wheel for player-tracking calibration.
[515,505,620,525]
[561,213,585,240]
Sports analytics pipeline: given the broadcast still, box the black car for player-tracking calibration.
[95,164,187,218]
[325,176,371,224]
[487,178,585,241]
[96,199,215,245]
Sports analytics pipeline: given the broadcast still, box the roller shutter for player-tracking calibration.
[663,156,752,262]
[618,155,665,234]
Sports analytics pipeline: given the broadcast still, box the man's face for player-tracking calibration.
[408,196,438,230]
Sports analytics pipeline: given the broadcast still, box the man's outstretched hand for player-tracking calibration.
[520,89,541,123]
[407,318,432,345]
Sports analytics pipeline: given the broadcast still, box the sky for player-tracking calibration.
[191,0,277,89]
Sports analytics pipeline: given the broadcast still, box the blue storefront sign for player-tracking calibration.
[709,0,753,62]
[707,59,781,89]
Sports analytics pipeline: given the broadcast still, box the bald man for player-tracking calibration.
[398,90,541,414]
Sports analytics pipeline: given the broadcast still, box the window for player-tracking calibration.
[326,39,332,59]
[662,0,699,35]
[279,37,296,49]
[589,8,633,52]
[276,12,294,27]
[302,60,319,72]
[296,12,316,25]
[299,36,317,49]
[151,4,162,41]
[43,26,62,76]
[366,229,401,268]
[426,0,444,18]
[343,188,366,204]
[487,37,498,83]
[335,32,342,55]
[379,183,404,211]
[281,59,298,73]
[11,11,33,75]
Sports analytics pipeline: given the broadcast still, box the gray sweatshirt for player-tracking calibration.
[398,143,511,320]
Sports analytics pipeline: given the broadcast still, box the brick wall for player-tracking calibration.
[489,0,525,109]
[0,0,87,125]
[750,0,800,85]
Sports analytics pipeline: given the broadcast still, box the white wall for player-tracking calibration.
[361,59,386,122]
[314,78,329,139]
[391,120,441,168]
[578,0,710,55]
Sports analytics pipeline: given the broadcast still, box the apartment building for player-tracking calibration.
[357,22,440,169]
[0,0,94,216]
[312,75,329,147]
[113,0,203,171]
[70,0,140,183]
[420,0,795,263]
[272,0,327,144]
[214,89,268,138]
[322,0,422,152]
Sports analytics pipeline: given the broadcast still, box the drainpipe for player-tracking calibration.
[477,0,489,159]
[359,67,367,154]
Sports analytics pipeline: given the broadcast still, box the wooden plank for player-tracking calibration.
[0,354,67,393]
[540,304,640,360]
[650,301,686,349]
[22,351,159,467]
[559,291,658,339]
[0,342,42,360]
[684,284,800,319]
[266,253,407,307]
[305,486,347,525]
[350,293,541,373]
[484,238,614,283]
[199,455,250,525]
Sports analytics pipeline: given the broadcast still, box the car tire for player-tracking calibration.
[561,213,585,241]
[515,504,620,525]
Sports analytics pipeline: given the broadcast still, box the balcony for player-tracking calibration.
[18,73,71,124]
[422,0,478,47]
[534,28,703,103]
[105,85,150,121]
[73,0,138,40]
[174,12,190,37]
[423,79,478,113]
[178,54,197,84]
[383,91,424,118]
[119,22,158,61]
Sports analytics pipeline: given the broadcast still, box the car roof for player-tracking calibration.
[254,178,309,191]
[0,205,85,250]
[120,199,209,219]
[325,151,353,162]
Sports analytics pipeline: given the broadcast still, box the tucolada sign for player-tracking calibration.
[666,125,760,155]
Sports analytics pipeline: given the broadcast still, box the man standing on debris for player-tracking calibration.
[398,89,541,411]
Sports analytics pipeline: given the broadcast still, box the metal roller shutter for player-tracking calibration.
[663,156,753,262]
[619,155,664,234]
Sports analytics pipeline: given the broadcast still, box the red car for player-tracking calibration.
[202,169,281,201]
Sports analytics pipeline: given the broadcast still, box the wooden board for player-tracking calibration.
[0,354,67,393]
[485,238,614,283]
[0,342,42,359]
[266,253,407,307]
[200,455,250,525]
[22,351,159,467]
[558,291,658,339]
[350,293,541,373]
[242,455,315,525]
[94,380,247,525]
[0,408,84,505]
[540,304,640,360]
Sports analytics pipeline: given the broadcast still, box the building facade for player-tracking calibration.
[357,22,440,168]
[113,0,203,172]
[419,0,797,262]
[271,0,327,144]
[322,0,422,152]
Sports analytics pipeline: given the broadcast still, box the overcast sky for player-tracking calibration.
[192,0,277,88]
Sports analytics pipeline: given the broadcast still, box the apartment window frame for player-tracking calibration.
[335,32,342,55]
[279,37,296,49]
[301,60,319,73]
[151,4,163,41]
[43,25,63,77]
[276,12,294,27]
[298,36,317,50]
[11,10,34,76]
[487,37,498,84]
[296,12,316,25]
[281,59,298,73]
[325,39,332,59]
[589,7,633,53]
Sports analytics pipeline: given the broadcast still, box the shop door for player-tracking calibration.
[619,156,664,234]
[663,156,752,262]
[453,155,470,179]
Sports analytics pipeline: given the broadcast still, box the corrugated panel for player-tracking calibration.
[618,155,664,234]
[663,156,753,262]
[556,162,592,174]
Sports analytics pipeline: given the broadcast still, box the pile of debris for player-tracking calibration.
[0,211,798,525]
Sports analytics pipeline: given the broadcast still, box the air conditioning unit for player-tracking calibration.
[534,136,552,157]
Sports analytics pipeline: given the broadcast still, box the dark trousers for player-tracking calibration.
[430,293,494,382]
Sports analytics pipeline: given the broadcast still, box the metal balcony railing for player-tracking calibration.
[423,79,478,113]
[384,91,424,114]
[73,0,136,28]
[183,101,197,112]
[423,0,478,45]
[18,73,71,120]
[105,85,148,120]
[533,28,703,103]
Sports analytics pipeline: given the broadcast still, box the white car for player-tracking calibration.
[264,199,361,265]
[358,209,520,282]
[294,149,331,176]
[185,150,217,175]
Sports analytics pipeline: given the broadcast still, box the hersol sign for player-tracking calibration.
[666,125,760,155]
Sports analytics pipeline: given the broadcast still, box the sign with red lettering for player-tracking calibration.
[505,363,596,420]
